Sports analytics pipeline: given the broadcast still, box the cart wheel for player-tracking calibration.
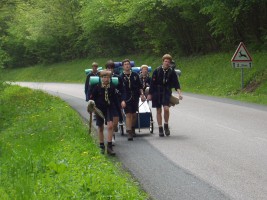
[149,121,153,133]
[119,124,124,135]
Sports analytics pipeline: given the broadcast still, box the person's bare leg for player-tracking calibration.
[163,106,169,123]
[132,112,137,127]
[113,116,119,132]
[163,106,170,136]
[126,113,133,140]
[99,125,104,143]
[157,108,164,137]
[132,112,137,136]
[126,113,132,130]
[107,121,113,142]
[106,121,115,155]
[112,116,119,145]
[156,108,162,126]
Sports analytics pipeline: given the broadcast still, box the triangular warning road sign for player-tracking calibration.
[231,42,252,62]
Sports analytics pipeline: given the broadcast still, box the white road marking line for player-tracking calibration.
[215,123,241,133]
[254,137,267,143]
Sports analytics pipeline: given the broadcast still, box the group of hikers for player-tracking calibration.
[85,54,183,155]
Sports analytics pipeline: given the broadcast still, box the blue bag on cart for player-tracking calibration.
[135,99,151,128]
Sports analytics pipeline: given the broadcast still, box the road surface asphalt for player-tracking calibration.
[13,82,267,200]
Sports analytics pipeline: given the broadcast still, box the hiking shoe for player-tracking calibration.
[164,123,170,136]
[127,130,133,141]
[107,145,116,156]
[159,127,164,137]
[99,145,105,154]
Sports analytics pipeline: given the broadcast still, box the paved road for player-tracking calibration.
[14,82,267,200]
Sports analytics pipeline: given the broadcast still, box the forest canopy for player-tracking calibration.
[0,0,266,68]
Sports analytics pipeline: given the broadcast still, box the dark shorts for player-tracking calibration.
[96,107,115,126]
[152,89,171,108]
[124,98,139,114]
[112,99,121,117]
[113,106,119,117]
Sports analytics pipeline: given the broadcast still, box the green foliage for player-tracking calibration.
[198,0,267,49]
[179,51,267,104]
[3,0,83,67]
[0,83,148,199]
[0,0,267,68]
[1,51,267,105]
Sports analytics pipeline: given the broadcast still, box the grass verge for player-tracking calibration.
[0,83,148,200]
[1,51,267,105]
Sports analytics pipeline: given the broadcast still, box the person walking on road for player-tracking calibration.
[105,60,124,145]
[139,64,151,96]
[89,70,117,155]
[147,54,183,137]
[120,59,146,141]
[85,62,99,102]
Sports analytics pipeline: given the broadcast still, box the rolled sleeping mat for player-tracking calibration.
[131,67,140,73]
[130,61,135,67]
[89,76,119,86]
[85,67,103,75]
[170,95,179,106]
[87,100,95,113]
[175,69,181,77]
[132,66,152,73]
[85,69,92,75]
[87,100,105,119]
[114,61,135,68]
[114,62,122,68]
[94,106,105,119]
[114,67,123,75]
[89,76,100,85]
[110,77,119,86]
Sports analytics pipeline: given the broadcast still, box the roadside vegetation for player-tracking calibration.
[1,1,266,68]
[0,82,148,200]
[1,51,267,105]
[1,1,266,199]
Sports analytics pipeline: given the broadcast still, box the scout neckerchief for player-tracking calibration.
[141,73,147,89]
[123,71,132,89]
[160,66,170,104]
[101,82,110,105]
[123,71,133,102]
[162,66,170,86]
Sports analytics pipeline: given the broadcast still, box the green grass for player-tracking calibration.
[1,51,267,105]
[0,83,148,200]
[0,54,159,83]
[0,51,266,198]
[179,52,267,104]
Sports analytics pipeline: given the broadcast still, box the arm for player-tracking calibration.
[140,88,146,102]
[172,71,183,100]
[120,74,127,108]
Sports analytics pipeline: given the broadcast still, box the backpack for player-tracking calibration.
[170,60,176,70]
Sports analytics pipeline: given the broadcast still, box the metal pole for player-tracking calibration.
[241,68,244,90]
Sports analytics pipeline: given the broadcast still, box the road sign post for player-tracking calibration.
[241,68,244,89]
[231,42,253,90]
